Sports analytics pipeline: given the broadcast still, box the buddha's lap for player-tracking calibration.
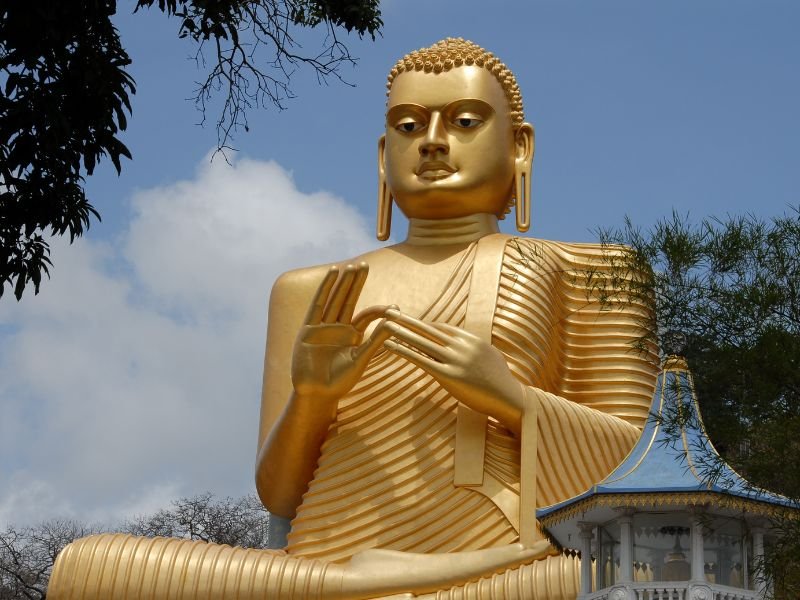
[48,533,580,599]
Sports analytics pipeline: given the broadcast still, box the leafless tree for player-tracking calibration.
[134,0,383,152]
[125,492,271,549]
[0,493,272,598]
[0,519,98,600]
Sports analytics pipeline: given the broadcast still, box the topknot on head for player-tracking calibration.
[386,38,525,127]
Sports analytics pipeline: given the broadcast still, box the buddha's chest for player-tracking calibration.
[353,249,472,319]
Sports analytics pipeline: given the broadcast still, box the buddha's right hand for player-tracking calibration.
[291,262,394,407]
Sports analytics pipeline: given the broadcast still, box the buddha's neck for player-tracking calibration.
[405,213,500,246]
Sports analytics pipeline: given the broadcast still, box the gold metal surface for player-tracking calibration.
[48,38,658,599]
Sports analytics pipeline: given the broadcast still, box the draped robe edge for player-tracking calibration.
[286,235,656,561]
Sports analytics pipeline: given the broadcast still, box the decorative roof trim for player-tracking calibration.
[538,491,795,529]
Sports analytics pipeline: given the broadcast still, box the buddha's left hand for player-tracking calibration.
[384,309,526,434]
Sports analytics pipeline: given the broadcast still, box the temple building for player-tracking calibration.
[537,356,797,600]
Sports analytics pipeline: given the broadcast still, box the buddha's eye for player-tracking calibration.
[453,116,483,129]
[395,119,424,133]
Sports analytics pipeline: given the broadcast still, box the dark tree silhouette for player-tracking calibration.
[595,208,800,598]
[0,0,382,300]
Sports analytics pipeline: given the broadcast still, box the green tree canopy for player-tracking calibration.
[0,0,382,300]
[597,208,800,598]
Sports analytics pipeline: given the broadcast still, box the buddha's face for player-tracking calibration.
[382,66,523,220]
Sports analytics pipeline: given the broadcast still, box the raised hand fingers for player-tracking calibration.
[319,263,370,324]
[339,263,369,323]
[305,266,339,325]
[322,265,357,323]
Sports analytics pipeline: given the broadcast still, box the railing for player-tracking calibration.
[632,587,686,600]
[583,582,758,600]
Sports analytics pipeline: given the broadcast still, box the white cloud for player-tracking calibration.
[0,156,376,528]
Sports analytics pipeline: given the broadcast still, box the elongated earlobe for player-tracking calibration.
[377,135,392,241]
[514,170,530,232]
[377,181,393,241]
[514,124,535,233]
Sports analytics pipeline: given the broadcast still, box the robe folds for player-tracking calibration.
[47,236,658,600]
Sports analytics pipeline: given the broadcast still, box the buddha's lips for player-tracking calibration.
[416,161,456,179]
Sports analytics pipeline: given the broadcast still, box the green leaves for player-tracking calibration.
[0,0,135,299]
[134,0,384,41]
[600,209,800,354]
[597,208,800,486]
[289,0,383,38]
[2,0,382,300]
[598,209,800,598]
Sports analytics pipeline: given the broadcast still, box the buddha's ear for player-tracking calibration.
[376,135,392,241]
[514,124,535,233]
[515,123,535,163]
[378,134,386,178]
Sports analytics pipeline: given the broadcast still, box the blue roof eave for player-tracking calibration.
[536,363,798,522]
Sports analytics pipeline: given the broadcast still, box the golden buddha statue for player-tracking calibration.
[48,38,658,599]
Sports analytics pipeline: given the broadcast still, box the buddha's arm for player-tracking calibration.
[529,386,640,504]
[383,309,641,507]
[256,266,331,518]
[256,264,392,518]
[256,390,338,518]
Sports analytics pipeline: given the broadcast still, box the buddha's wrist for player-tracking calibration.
[290,390,341,423]
[489,378,527,436]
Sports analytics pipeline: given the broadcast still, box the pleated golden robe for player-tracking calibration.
[286,236,655,567]
[48,236,657,600]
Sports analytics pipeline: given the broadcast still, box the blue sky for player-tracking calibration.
[88,0,799,241]
[1,1,798,526]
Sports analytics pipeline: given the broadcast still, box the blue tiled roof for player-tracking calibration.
[537,358,794,520]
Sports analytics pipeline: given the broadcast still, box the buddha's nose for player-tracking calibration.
[419,112,449,156]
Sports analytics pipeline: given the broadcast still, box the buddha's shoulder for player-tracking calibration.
[269,248,387,301]
[269,263,337,306]
[501,235,621,263]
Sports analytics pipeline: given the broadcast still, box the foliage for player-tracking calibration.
[0,0,382,301]
[596,208,800,598]
[0,493,271,599]
[0,0,134,301]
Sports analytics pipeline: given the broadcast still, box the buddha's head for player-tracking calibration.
[377,38,534,240]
